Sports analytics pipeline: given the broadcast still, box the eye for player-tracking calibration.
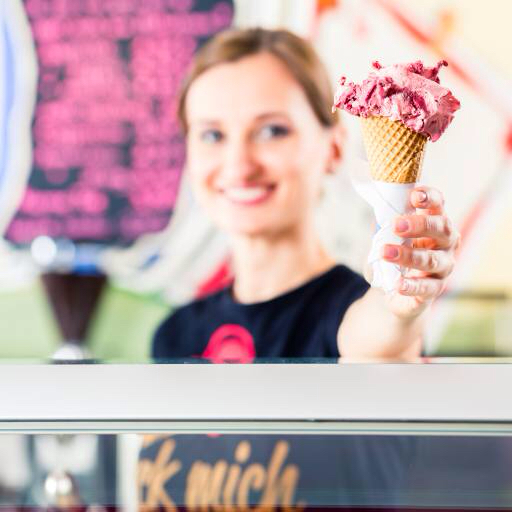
[200,129,224,144]
[256,123,291,141]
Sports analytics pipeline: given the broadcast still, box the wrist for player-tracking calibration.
[388,295,432,322]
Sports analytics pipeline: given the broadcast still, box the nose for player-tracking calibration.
[222,135,260,183]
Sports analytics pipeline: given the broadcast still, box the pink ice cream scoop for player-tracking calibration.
[333,60,460,141]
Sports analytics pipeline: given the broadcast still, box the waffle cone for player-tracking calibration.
[360,116,428,183]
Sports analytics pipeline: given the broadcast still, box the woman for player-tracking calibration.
[140,27,447,509]
[152,27,459,361]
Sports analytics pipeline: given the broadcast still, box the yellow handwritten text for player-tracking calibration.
[138,438,305,512]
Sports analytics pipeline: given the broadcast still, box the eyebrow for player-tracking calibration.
[254,111,290,120]
[191,111,290,126]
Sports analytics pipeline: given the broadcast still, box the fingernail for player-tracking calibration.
[413,190,427,204]
[400,280,409,292]
[383,245,399,260]
[395,219,409,233]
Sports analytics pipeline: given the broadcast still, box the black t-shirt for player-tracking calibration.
[152,264,370,360]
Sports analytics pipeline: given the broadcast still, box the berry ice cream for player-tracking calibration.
[333,60,460,141]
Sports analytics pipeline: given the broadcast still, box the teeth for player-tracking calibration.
[224,187,270,202]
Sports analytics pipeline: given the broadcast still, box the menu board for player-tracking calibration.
[5,0,233,246]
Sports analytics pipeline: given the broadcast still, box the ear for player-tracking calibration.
[326,122,345,174]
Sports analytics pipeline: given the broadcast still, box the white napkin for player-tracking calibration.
[349,158,415,293]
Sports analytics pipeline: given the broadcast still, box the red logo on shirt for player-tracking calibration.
[202,324,255,363]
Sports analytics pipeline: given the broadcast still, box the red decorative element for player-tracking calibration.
[311,0,340,38]
[375,0,429,44]
[505,124,512,155]
[195,258,233,298]
[202,324,256,363]
[316,0,339,16]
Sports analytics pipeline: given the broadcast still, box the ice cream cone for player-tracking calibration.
[360,116,428,184]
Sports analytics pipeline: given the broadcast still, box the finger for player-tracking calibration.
[382,244,455,278]
[394,215,458,249]
[410,186,445,214]
[398,276,445,298]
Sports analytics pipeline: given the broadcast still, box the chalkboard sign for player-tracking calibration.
[4,0,233,246]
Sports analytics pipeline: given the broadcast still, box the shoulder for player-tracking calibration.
[320,264,369,298]
[152,289,228,358]
[329,264,366,283]
[312,265,369,348]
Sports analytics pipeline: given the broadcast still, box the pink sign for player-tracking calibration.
[6,0,233,245]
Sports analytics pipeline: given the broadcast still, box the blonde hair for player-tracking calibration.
[177,27,337,133]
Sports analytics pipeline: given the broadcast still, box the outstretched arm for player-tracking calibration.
[338,186,460,359]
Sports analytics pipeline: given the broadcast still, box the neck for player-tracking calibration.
[230,222,335,304]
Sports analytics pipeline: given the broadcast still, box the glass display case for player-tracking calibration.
[2,359,512,510]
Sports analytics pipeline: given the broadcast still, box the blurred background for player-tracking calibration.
[1,0,511,360]
[0,0,512,507]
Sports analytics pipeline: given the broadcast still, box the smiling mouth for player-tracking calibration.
[221,185,275,205]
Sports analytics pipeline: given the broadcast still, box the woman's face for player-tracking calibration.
[185,52,341,238]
